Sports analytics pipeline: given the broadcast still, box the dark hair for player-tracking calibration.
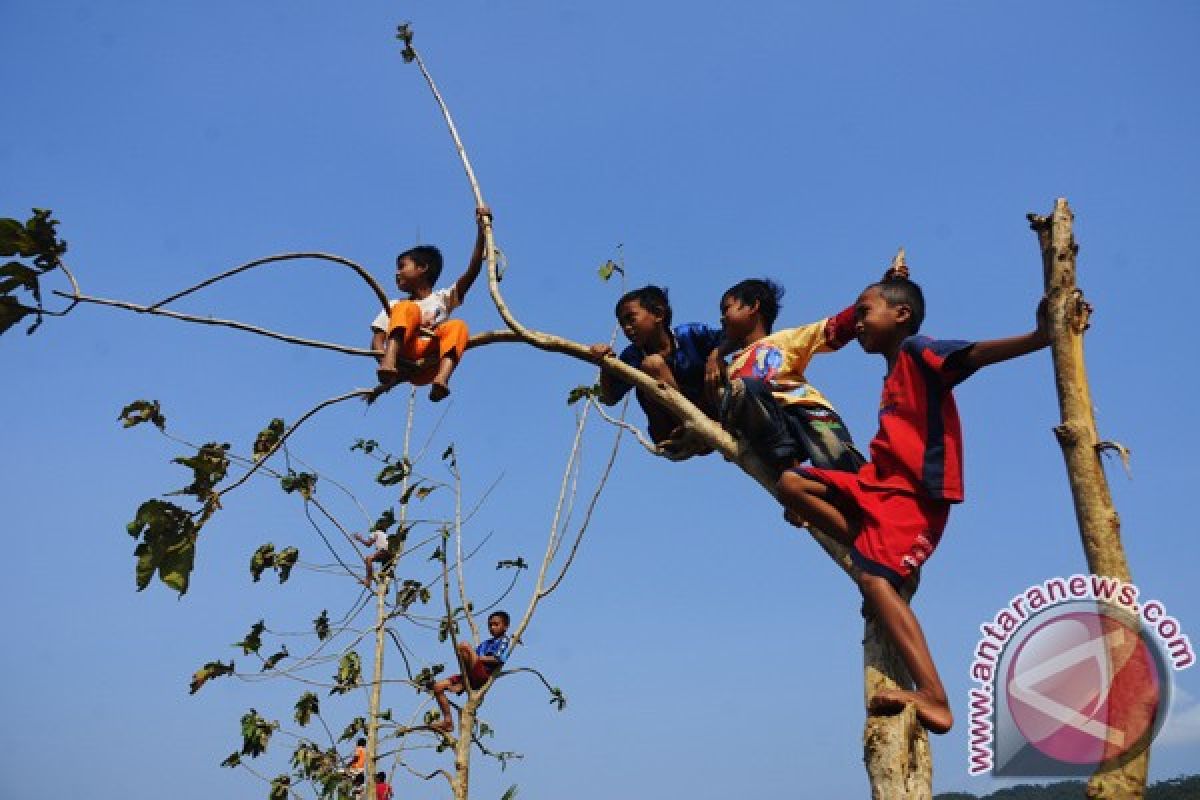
[375,772,387,782]
[722,279,785,332]
[616,285,672,328]
[488,610,511,626]
[396,245,444,286]
[871,277,925,333]
[357,737,367,746]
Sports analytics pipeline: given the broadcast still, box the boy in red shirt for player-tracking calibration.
[777,275,1049,733]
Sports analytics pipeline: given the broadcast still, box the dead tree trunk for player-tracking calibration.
[1028,198,1149,799]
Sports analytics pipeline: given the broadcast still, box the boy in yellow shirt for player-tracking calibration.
[705,270,899,474]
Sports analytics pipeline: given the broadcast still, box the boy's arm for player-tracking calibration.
[588,343,629,405]
[370,329,386,360]
[452,206,492,303]
[952,299,1051,372]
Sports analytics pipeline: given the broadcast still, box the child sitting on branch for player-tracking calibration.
[706,276,875,475]
[371,206,491,401]
[589,285,723,456]
[431,610,512,732]
[777,269,1049,733]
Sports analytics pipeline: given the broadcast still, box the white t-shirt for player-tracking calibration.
[370,287,461,332]
[368,530,388,550]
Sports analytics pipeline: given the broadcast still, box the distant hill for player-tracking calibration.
[934,774,1199,800]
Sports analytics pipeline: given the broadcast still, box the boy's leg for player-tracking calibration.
[720,378,798,472]
[776,470,859,547]
[427,320,469,402]
[377,302,423,384]
[432,675,464,732]
[856,571,953,734]
[789,406,865,472]
[634,354,681,443]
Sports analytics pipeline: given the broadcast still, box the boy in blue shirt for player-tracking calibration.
[432,610,512,732]
[589,285,722,451]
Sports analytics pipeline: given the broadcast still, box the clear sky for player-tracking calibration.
[2,2,1198,798]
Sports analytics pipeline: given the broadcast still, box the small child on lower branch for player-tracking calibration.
[777,274,1049,733]
[371,206,491,402]
[431,610,512,732]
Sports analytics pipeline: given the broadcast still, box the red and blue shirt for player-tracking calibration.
[859,335,977,503]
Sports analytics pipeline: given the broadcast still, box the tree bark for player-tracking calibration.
[1028,198,1149,799]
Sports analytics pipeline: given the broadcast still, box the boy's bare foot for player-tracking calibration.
[429,382,451,402]
[434,719,454,733]
[868,688,953,734]
[376,366,400,386]
[783,509,807,528]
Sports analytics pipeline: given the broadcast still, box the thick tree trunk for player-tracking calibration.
[1028,198,1149,799]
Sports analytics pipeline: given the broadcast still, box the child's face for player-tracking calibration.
[854,286,907,353]
[616,299,665,348]
[394,255,427,293]
[719,294,758,342]
[487,615,509,638]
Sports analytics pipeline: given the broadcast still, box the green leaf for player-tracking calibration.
[496,557,528,571]
[189,659,235,694]
[118,400,166,431]
[234,620,266,656]
[441,444,456,463]
[0,261,39,295]
[313,610,331,641]
[261,646,289,671]
[500,785,520,800]
[275,546,298,583]
[548,687,567,710]
[294,692,320,727]
[0,218,30,256]
[220,752,242,769]
[567,383,601,406]
[396,579,430,610]
[239,708,278,758]
[597,259,616,281]
[252,418,285,461]
[126,499,198,594]
[413,664,445,690]
[269,774,290,800]
[280,470,317,500]
[171,442,230,501]
[339,716,367,742]
[250,543,275,582]
[350,438,378,454]
[399,481,424,505]
[0,296,31,336]
[330,652,361,695]
[375,458,410,487]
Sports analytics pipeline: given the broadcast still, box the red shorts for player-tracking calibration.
[451,660,494,691]
[796,467,951,585]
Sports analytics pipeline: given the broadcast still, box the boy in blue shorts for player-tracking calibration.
[777,275,1049,733]
[590,285,723,451]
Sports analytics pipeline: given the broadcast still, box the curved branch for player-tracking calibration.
[218,389,373,499]
[55,290,380,357]
[147,252,390,313]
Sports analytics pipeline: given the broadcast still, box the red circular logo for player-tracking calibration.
[1005,608,1164,766]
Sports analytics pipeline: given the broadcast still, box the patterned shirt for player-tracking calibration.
[859,335,977,502]
[477,634,512,665]
[726,305,856,409]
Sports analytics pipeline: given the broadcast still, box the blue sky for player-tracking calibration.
[2,2,1198,798]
